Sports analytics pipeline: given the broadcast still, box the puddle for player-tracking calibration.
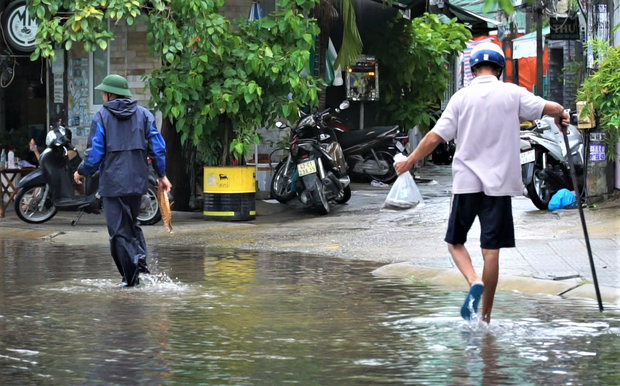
[0,241,619,384]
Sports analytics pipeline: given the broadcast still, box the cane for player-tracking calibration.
[561,115,604,312]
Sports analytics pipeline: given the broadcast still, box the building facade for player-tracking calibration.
[0,0,271,158]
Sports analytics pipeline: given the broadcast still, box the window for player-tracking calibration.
[91,48,109,106]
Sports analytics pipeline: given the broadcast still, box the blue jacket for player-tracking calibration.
[77,99,167,197]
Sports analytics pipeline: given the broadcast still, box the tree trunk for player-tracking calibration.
[161,117,191,211]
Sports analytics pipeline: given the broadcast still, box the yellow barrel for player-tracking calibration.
[203,166,256,221]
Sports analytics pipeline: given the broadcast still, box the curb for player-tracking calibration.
[372,262,620,305]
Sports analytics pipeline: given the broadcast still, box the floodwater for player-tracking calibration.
[1,241,619,385]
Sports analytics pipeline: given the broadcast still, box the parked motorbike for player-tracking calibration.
[520,112,584,210]
[427,110,456,165]
[14,122,162,225]
[270,101,352,214]
[333,125,407,184]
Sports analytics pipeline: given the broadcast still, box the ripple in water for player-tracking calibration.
[41,272,189,294]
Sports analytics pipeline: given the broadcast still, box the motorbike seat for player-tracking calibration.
[53,198,91,207]
[335,126,399,149]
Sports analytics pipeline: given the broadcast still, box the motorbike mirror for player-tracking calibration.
[339,100,350,111]
[570,112,579,126]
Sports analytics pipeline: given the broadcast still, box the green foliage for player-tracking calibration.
[558,56,582,84]
[483,0,516,15]
[577,38,620,161]
[332,0,362,70]
[30,0,322,166]
[369,13,471,133]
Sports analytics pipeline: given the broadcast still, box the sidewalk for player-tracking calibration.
[1,164,619,299]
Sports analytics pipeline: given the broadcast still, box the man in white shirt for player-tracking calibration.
[394,42,569,323]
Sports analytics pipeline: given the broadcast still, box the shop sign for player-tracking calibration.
[2,1,38,52]
[589,144,606,162]
[548,17,580,41]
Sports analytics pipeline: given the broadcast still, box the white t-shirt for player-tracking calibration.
[432,75,546,197]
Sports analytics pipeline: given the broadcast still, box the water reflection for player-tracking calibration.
[0,241,619,384]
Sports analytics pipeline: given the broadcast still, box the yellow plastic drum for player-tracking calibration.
[203,166,256,221]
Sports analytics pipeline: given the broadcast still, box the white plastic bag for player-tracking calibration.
[383,154,424,210]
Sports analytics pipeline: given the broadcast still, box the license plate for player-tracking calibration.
[297,160,317,177]
[395,141,405,152]
[520,150,535,165]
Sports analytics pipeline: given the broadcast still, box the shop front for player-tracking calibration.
[1,0,158,159]
[1,1,157,212]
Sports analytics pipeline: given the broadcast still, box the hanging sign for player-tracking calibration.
[53,74,64,104]
[1,1,38,52]
[548,17,580,40]
[589,144,606,162]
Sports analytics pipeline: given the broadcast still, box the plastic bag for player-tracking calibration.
[548,188,577,212]
[383,154,424,210]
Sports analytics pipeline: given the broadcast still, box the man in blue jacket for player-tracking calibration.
[74,74,171,287]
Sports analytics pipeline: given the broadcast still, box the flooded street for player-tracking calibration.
[1,240,620,385]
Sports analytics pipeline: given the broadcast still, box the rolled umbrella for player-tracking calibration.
[247,0,265,23]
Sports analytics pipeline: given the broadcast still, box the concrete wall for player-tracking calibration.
[109,20,160,107]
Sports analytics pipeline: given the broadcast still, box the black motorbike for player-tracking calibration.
[14,122,162,225]
[427,110,455,165]
[334,125,407,184]
[270,101,352,214]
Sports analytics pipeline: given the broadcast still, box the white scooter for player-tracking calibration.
[520,112,584,210]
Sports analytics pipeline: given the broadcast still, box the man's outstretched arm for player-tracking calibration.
[394,132,444,176]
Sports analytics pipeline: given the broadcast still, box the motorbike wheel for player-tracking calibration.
[14,185,58,224]
[270,160,296,203]
[138,187,162,225]
[310,179,330,215]
[334,185,352,204]
[363,150,397,184]
[526,165,552,210]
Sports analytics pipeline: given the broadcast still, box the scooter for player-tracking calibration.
[333,125,408,184]
[520,112,585,210]
[14,122,162,225]
[270,101,352,214]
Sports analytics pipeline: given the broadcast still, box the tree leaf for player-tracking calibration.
[265,47,273,58]
[98,40,108,50]
[261,19,276,29]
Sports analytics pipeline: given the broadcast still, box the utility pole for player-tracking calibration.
[535,0,544,97]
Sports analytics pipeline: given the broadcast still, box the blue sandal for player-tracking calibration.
[460,283,484,320]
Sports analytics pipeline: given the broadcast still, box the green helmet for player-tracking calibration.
[94,74,132,98]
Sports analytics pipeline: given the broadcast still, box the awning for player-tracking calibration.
[363,0,499,34]
[445,2,500,35]
[513,26,550,59]
[365,0,427,16]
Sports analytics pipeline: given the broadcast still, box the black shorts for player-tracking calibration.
[445,193,515,250]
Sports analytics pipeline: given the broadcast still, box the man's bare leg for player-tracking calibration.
[448,244,483,286]
[480,248,499,323]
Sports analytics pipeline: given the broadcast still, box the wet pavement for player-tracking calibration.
[1,242,620,385]
[1,164,619,296]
